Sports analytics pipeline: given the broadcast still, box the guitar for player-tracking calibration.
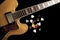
[0,0,60,40]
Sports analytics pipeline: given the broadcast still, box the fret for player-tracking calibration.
[26,7,33,13]
[21,10,27,16]
[38,3,44,10]
[42,3,46,8]
[12,12,18,19]
[31,7,35,12]
[14,12,20,19]
[17,10,21,17]
[37,5,40,10]
[42,2,48,8]
[32,5,39,12]
[15,11,20,19]
[19,10,24,17]
[47,1,54,7]
[25,9,29,14]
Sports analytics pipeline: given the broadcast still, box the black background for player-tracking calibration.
[0,0,60,40]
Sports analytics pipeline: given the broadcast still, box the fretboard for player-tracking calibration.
[12,0,60,19]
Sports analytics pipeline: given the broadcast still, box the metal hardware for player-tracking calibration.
[5,13,14,23]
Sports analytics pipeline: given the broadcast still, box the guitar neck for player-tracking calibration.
[6,0,60,23]
[12,0,59,19]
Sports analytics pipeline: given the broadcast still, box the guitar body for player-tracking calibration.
[0,0,28,40]
[2,21,28,40]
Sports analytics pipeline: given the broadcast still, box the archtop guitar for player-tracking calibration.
[0,0,60,40]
